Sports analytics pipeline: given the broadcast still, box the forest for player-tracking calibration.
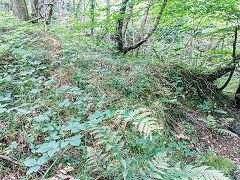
[0,0,240,179]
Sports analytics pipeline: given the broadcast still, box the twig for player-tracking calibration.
[27,17,42,23]
[0,154,23,166]
[152,47,162,61]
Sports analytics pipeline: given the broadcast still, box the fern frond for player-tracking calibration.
[127,108,163,139]
[143,153,230,180]
[216,128,238,137]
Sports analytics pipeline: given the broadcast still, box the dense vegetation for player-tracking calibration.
[0,0,240,179]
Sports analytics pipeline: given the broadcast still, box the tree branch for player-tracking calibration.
[133,0,151,57]
[123,0,168,54]
[217,25,238,91]
[205,25,239,83]
[0,154,23,166]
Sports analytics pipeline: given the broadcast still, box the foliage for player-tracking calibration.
[199,115,238,137]
[0,1,240,178]
[206,155,235,175]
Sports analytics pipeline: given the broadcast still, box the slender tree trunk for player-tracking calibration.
[122,5,133,38]
[216,25,238,91]
[31,0,38,17]
[44,0,55,24]
[90,0,95,36]
[73,0,75,12]
[133,0,151,57]
[82,0,86,33]
[106,0,110,41]
[13,0,29,20]
[58,0,64,18]
[205,26,239,83]
[235,81,240,108]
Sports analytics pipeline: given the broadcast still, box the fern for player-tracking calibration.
[199,115,218,129]
[84,123,128,178]
[142,152,230,180]
[121,107,164,139]
[215,128,238,137]
[199,115,238,138]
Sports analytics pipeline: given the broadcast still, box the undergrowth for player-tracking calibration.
[0,12,239,179]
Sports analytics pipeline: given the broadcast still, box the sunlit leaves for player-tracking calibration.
[24,158,38,167]
[58,99,71,107]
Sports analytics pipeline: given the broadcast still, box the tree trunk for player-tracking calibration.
[235,81,240,108]
[82,0,86,33]
[13,0,29,21]
[31,0,39,17]
[58,0,64,18]
[115,0,168,54]
[90,0,95,36]
[123,0,168,54]
[133,0,151,57]
[106,0,110,41]
[204,26,239,84]
[115,0,130,53]
[122,5,133,39]
[44,0,55,24]
[73,0,75,12]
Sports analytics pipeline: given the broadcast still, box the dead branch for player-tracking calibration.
[0,154,23,166]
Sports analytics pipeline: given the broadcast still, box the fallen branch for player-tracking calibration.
[0,154,23,166]
[204,54,240,82]
[27,17,42,23]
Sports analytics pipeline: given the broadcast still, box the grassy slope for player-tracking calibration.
[0,13,239,179]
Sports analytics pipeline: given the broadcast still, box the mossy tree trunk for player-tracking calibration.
[31,0,39,17]
[13,0,29,21]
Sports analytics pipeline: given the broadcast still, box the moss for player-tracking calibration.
[206,155,234,175]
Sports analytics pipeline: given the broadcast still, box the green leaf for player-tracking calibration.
[36,142,51,153]
[66,134,83,146]
[26,165,40,175]
[61,141,69,148]
[48,148,60,157]
[62,122,86,133]
[24,158,37,167]
[0,107,7,113]
[37,154,49,165]
[58,99,71,107]
[17,108,32,115]
[30,89,42,94]
[9,141,18,149]
[34,114,49,122]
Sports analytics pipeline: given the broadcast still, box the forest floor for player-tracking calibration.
[0,14,240,179]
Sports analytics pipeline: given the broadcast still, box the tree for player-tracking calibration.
[12,0,29,21]
[90,0,95,36]
[201,0,240,97]
[115,0,168,54]
[31,0,39,17]
[106,0,111,40]
[133,0,151,57]
[42,0,55,25]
